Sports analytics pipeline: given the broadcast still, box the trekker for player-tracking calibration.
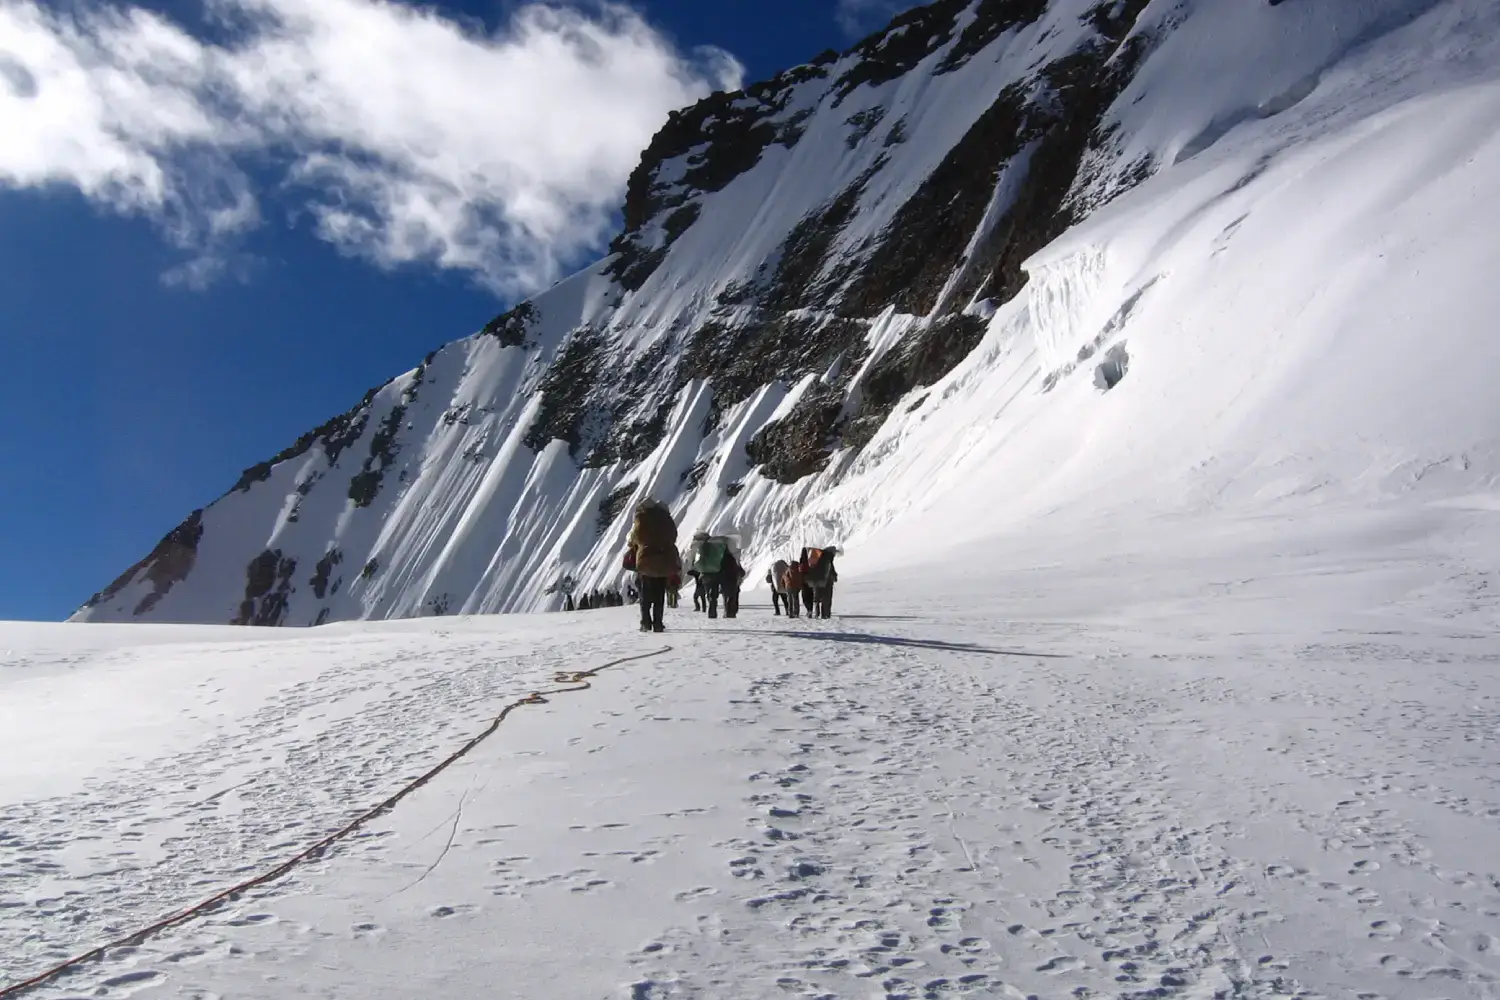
[768,562,787,616]
[688,569,705,612]
[667,572,681,609]
[720,546,744,619]
[691,531,730,618]
[779,558,804,619]
[625,499,679,633]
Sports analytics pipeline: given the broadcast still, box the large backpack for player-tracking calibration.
[634,504,676,550]
[696,538,727,575]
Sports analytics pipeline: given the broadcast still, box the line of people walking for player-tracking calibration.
[618,497,839,632]
[562,587,635,611]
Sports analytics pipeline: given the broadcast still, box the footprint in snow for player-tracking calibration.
[97,970,165,994]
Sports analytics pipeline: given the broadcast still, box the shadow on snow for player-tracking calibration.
[674,627,1066,659]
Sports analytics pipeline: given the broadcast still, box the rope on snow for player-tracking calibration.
[0,644,675,998]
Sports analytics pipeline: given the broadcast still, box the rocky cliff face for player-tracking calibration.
[77,0,1481,624]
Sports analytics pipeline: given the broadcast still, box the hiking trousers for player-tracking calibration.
[639,576,667,630]
[772,590,785,615]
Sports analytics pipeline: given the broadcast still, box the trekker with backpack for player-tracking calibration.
[720,546,744,619]
[691,531,742,619]
[768,561,787,616]
[688,569,705,611]
[690,532,726,618]
[625,499,679,633]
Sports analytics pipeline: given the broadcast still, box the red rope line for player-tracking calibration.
[1,645,674,998]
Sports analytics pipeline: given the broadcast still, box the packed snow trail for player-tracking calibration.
[0,643,673,999]
[4,512,1500,998]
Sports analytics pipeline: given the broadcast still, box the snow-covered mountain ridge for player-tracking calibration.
[76,0,1500,625]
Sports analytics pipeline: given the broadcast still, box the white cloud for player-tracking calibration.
[835,0,924,39]
[0,0,742,295]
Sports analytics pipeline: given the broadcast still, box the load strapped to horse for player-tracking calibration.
[799,545,838,619]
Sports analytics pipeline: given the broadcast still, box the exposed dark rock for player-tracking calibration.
[845,106,886,148]
[522,326,611,457]
[832,1,966,105]
[762,161,885,314]
[936,0,1050,74]
[233,549,296,626]
[597,481,637,536]
[348,404,406,508]
[606,83,790,291]
[680,460,711,491]
[231,392,374,492]
[662,203,701,243]
[586,334,680,468]
[683,313,869,425]
[400,360,428,405]
[965,33,1156,310]
[834,15,1155,449]
[83,509,205,615]
[481,301,539,347]
[746,379,853,484]
[361,558,379,580]
[843,314,988,449]
[310,547,342,600]
[840,83,1033,318]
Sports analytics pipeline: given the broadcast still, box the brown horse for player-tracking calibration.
[773,559,803,618]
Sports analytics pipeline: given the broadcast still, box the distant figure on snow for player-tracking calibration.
[626,498,679,633]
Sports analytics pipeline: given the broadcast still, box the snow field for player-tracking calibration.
[7,502,1500,998]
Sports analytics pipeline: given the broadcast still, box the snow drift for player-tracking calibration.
[74,0,1500,625]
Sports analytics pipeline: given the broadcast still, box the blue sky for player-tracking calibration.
[0,0,919,621]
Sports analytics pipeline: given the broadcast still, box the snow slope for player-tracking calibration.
[74,0,1500,627]
[7,497,1500,997]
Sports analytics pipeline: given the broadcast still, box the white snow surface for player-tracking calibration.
[73,0,1500,627]
[7,502,1500,998]
[19,2,1500,995]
